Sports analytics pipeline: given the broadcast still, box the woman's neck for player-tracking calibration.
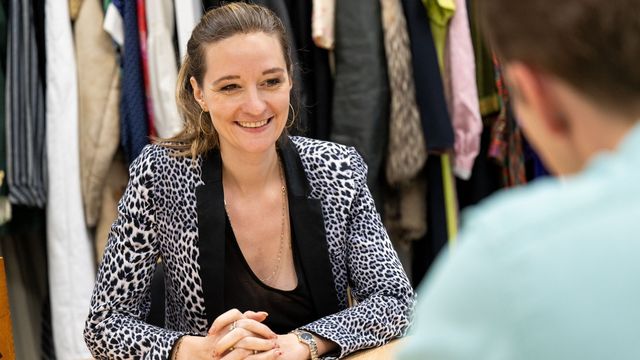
[220,145,280,198]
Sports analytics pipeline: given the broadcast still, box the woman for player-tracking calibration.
[84,3,414,359]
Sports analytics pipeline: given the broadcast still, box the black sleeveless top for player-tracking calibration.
[223,215,317,334]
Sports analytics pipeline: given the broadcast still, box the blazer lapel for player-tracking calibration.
[280,139,341,318]
[196,148,226,326]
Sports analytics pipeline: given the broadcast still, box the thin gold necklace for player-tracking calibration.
[224,156,287,284]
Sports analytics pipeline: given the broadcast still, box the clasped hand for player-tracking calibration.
[175,309,309,360]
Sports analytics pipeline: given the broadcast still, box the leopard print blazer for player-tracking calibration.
[84,136,415,359]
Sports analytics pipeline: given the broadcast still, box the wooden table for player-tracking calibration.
[343,338,405,360]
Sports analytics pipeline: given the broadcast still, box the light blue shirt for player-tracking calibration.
[398,123,640,360]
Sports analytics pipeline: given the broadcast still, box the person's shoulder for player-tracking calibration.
[131,143,199,174]
[290,136,355,158]
[289,136,367,185]
[460,169,614,251]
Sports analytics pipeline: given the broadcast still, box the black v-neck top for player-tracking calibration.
[223,214,317,334]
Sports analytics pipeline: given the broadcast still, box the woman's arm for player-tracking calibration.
[84,146,190,358]
[298,148,416,359]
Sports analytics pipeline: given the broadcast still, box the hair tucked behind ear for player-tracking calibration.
[157,2,296,160]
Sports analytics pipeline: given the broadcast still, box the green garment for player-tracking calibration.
[422,0,455,71]
[467,0,500,116]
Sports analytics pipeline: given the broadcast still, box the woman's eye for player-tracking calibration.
[220,84,239,92]
[265,78,282,87]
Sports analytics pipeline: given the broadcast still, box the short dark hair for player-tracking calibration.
[478,0,640,117]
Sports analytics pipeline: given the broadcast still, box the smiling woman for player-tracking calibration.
[83,3,414,360]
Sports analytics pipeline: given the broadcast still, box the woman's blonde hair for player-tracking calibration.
[159,3,295,159]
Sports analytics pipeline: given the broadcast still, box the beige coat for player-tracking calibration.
[75,0,121,227]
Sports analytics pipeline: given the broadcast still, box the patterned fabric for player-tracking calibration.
[488,57,527,187]
[84,137,415,359]
[120,0,149,163]
[6,0,47,208]
[312,0,335,49]
[381,0,427,185]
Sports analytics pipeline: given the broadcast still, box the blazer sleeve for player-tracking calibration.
[84,146,188,359]
[301,147,416,358]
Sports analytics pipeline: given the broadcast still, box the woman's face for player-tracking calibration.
[192,32,292,156]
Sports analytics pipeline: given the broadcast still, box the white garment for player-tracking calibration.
[174,0,202,62]
[45,0,95,358]
[147,0,183,138]
[103,3,123,47]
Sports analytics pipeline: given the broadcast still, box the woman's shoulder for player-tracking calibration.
[130,143,201,175]
[289,136,368,179]
[290,136,360,161]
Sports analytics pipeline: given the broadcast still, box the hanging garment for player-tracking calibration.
[121,0,150,163]
[136,0,156,137]
[103,0,123,47]
[311,0,335,49]
[75,0,121,227]
[401,0,454,151]
[45,0,95,358]
[0,2,10,226]
[146,0,182,138]
[174,0,202,61]
[332,0,390,206]
[6,0,47,208]
[444,0,482,180]
[381,0,426,185]
[69,0,83,20]
[422,0,455,70]
[284,0,333,140]
[467,0,500,116]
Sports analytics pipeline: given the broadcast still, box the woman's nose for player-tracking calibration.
[241,87,267,116]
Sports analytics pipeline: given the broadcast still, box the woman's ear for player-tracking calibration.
[190,76,206,110]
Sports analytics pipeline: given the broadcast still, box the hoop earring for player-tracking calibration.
[199,110,214,136]
[287,103,296,128]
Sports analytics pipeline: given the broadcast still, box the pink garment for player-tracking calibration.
[444,0,482,180]
[312,0,335,49]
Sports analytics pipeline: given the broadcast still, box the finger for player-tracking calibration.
[210,308,245,335]
[215,327,258,354]
[244,310,269,322]
[248,348,283,359]
[219,347,253,360]
[234,318,277,339]
[234,336,278,352]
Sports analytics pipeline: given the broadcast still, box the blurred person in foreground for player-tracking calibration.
[398,0,640,359]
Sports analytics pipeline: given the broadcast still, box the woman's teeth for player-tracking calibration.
[238,119,269,128]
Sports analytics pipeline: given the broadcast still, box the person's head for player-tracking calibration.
[478,0,640,175]
[168,3,294,158]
